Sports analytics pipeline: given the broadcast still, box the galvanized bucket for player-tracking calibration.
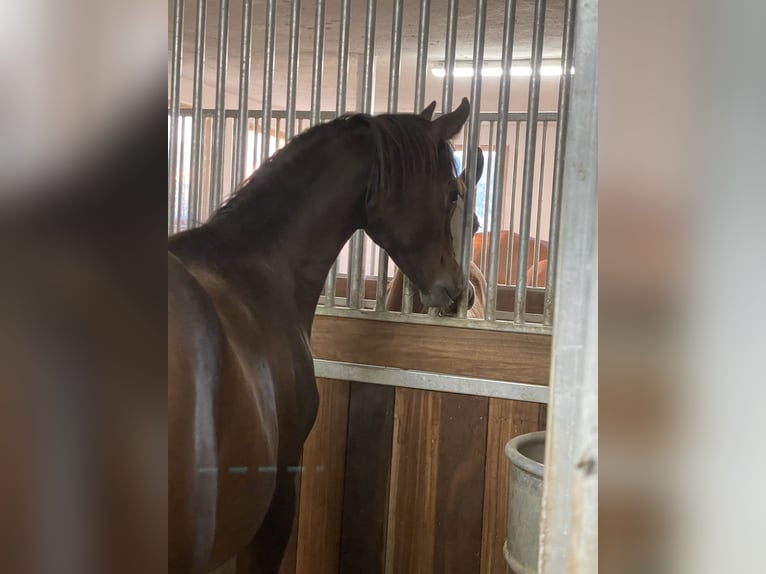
[503,431,546,574]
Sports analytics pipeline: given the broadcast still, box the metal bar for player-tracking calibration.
[234,0,253,185]
[275,116,282,149]
[480,120,495,273]
[532,121,549,286]
[348,0,376,310]
[538,0,596,568]
[310,0,326,126]
[260,0,277,164]
[324,0,351,309]
[313,360,549,403]
[403,0,431,314]
[188,0,207,228]
[441,0,459,112]
[375,0,404,312]
[285,0,301,141]
[505,122,522,285]
[543,0,577,326]
[209,0,230,216]
[457,0,487,318]
[315,305,553,334]
[514,0,547,324]
[175,117,190,232]
[168,0,184,234]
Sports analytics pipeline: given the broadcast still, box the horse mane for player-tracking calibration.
[210,112,457,223]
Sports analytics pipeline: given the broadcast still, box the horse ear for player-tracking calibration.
[432,97,470,140]
[458,148,485,187]
[420,101,437,120]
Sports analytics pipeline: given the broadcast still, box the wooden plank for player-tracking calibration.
[385,389,441,574]
[295,379,350,574]
[480,399,545,574]
[312,316,551,385]
[433,394,490,574]
[339,383,396,574]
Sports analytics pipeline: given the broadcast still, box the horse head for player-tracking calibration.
[363,98,472,312]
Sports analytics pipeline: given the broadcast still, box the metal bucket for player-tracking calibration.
[503,431,546,574]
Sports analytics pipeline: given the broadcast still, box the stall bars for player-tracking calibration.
[168,0,576,335]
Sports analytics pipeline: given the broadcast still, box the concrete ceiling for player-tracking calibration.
[170,0,567,112]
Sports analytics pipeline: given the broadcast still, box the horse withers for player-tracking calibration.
[168,98,473,573]
[386,148,488,318]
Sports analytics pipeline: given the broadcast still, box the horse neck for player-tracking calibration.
[193,125,375,329]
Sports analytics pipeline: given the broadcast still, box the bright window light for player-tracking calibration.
[430,62,575,78]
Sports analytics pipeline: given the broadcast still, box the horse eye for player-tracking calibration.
[449,189,459,204]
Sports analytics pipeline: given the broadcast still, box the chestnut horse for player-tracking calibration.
[386,149,487,318]
[472,230,548,287]
[168,99,473,574]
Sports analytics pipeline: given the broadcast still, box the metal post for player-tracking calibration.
[175,115,190,232]
[325,0,352,309]
[403,0,431,314]
[234,0,253,185]
[538,0,596,569]
[504,122,521,285]
[189,0,208,228]
[168,0,184,234]
[441,0,459,113]
[374,0,403,312]
[532,121,549,287]
[348,0,376,310]
[285,0,301,141]
[480,120,495,273]
[484,0,518,321]
[209,0,230,216]
[457,0,487,318]
[310,0,326,127]
[543,0,577,326]
[514,0,546,324]
[260,0,277,164]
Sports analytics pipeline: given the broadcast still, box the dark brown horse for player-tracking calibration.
[386,149,487,318]
[168,99,472,573]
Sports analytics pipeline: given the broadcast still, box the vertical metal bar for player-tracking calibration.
[513,0,547,324]
[538,0,596,567]
[189,0,208,228]
[234,0,253,185]
[480,120,495,273]
[457,0,487,318]
[504,122,521,286]
[325,0,352,309]
[209,0,230,216]
[543,0,577,326]
[348,0,376,310]
[285,0,301,141]
[275,116,282,149]
[260,0,277,164]
[532,120,549,286]
[441,0,459,113]
[375,0,403,311]
[168,0,184,234]
[309,0,326,127]
[403,0,431,314]
[175,116,190,233]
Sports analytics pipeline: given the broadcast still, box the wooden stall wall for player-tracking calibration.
[274,315,551,574]
[274,381,547,574]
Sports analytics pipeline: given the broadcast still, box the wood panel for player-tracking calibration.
[312,316,551,385]
[479,399,546,574]
[339,383,395,574]
[433,394,489,574]
[385,389,442,574]
[295,379,350,574]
